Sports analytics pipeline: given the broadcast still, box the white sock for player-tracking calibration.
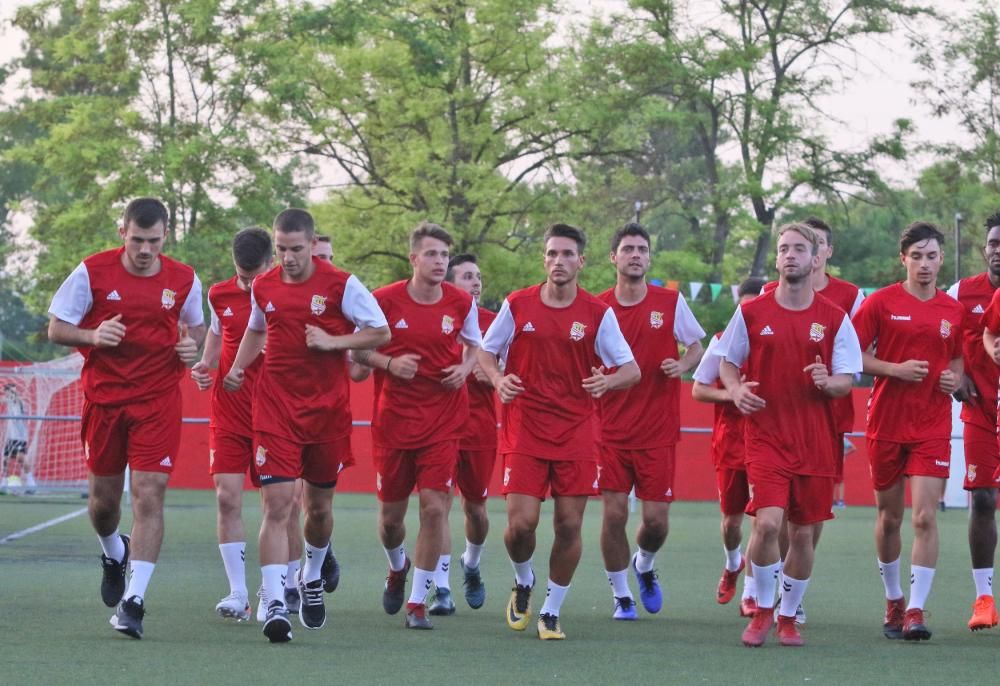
[219,542,247,595]
[878,557,903,600]
[434,554,451,590]
[384,544,407,572]
[262,564,286,608]
[99,531,125,562]
[634,547,656,573]
[742,574,757,601]
[725,547,743,572]
[462,541,484,569]
[124,560,155,601]
[973,568,994,598]
[303,543,327,583]
[285,559,301,589]
[409,567,434,605]
[751,561,781,610]
[606,569,632,599]
[512,558,534,587]
[539,579,570,617]
[907,565,936,610]
[778,575,810,618]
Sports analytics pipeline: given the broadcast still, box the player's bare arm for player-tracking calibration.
[352,349,421,380]
[953,373,979,404]
[223,327,266,392]
[719,361,765,415]
[861,348,929,382]
[661,340,704,378]
[581,360,640,398]
[346,351,372,382]
[938,356,964,395]
[48,313,126,348]
[191,329,222,391]
[803,354,852,397]
[476,347,523,403]
[304,323,390,353]
[691,381,733,404]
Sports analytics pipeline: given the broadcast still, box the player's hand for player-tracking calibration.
[190,361,213,391]
[223,365,245,392]
[894,359,929,382]
[732,375,766,415]
[495,373,525,403]
[472,364,491,385]
[388,353,421,380]
[660,358,684,378]
[174,323,199,365]
[938,369,961,395]
[803,355,830,391]
[305,324,340,351]
[582,366,612,398]
[953,374,979,404]
[440,363,470,390]
[91,313,126,348]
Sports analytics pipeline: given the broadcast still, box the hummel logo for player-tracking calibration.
[890,314,911,321]
[265,301,275,313]
[223,307,234,317]
[783,581,792,592]
[760,325,774,336]
[395,319,409,329]
[159,456,172,467]
[935,460,949,467]
[974,304,985,314]
[523,322,535,332]
[106,290,122,301]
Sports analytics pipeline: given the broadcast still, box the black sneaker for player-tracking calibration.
[383,557,411,615]
[460,557,485,609]
[284,586,301,615]
[100,534,130,607]
[110,595,144,639]
[321,547,340,593]
[262,600,292,643]
[298,573,326,629]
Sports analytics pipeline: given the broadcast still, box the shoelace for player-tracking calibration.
[616,597,634,611]
[301,585,324,607]
[514,586,531,612]
[637,569,658,592]
[540,613,558,630]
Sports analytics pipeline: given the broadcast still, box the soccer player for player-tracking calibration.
[478,223,640,640]
[223,208,389,643]
[2,383,35,494]
[716,223,861,647]
[596,223,705,620]
[47,198,205,639]
[692,277,766,617]
[852,221,964,642]
[956,212,1000,630]
[314,235,333,262]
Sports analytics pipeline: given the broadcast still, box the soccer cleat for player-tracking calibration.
[631,553,663,614]
[460,557,486,609]
[902,608,932,641]
[284,585,301,615]
[100,534,130,607]
[256,585,269,623]
[321,547,340,593]
[883,597,905,640]
[776,614,804,646]
[537,612,565,640]
[428,587,456,616]
[613,596,637,621]
[739,597,758,618]
[741,608,774,647]
[110,595,145,639]
[506,579,534,631]
[297,573,326,629]
[383,557,411,615]
[968,595,999,631]
[717,558,745,604]
[262,600,293,643]
[405,602,433,629]
[773,600,807,626]
[215,591,251,621]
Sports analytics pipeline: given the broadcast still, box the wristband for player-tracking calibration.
[385,356,393,371]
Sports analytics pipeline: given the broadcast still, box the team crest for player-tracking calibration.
[441,315,455,334]
[255,445,267,467]
[569,321,587,341]
[808,322,826,342]
[310,294,327,316]
[968,464,978,481]
[161,288,176,309]
[650,311,664,329]
[940,319,952,338]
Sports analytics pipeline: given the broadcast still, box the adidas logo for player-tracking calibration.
[265,301,275,312]
[106,290,122,301]
[760,325,774,336]
[523,322,535,332]
[974,304,985,314]
[395,319,409,329]
[159,456,172,467]
[223,307,234,317]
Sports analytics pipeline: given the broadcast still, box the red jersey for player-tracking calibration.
[47,247,202,406]
[692,333,746,470]
[208,276,263,437]
[462,306,499,451]
[852,283,964,443]
[481,284,634,461]
[370,281,480,450]
[717,291,862,477]
[596,285,704,448]
[948,274,999,432]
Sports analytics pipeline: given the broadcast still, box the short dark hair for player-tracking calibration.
[899,221,945,254]
[316,235,331,244]
[232,227,272,271]
[801,216,832,244]
[273,208,315,237]
[738,277,766,298]
[544,223,586,254]
[610,222,651,253]
[410,221,453,252]
[984,212,1000,232]
[122,198,168,230]
[446,253,477,282]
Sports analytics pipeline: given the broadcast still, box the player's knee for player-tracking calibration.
[552,514,583,542]
[877,508,904,532]
[911,508,937,534]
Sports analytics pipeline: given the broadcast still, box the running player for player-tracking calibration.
[852,221,964,642]
[596,223,705,620]
[1,383,35,494]
[47,198,205,639]
[478,223,640,640]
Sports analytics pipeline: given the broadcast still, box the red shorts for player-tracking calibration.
[746,463,834,525]
[253,432,353,487]
[597,444,675,502]
[210,428,253,475]
[963,423,1000,490]
[82,388,181,476]
[374,440,458,502]
[501,453,599,499]
[455,447,497,502]
[867,438,951,491]
[716,466,750,516]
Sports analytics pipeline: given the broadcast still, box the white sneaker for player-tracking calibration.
[0,477,8,494]
[24,473,37,494]
[216,591,251,621]
[773,601,807,625]
[256,585,269,622]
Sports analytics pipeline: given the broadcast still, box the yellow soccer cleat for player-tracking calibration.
[506,582,533,631]
[536,612,565,640]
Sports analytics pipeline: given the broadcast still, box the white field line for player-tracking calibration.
[0,507,87,545]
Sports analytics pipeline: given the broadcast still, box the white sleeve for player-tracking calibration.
[179,274,204,326]
[716,306,750,368]
[848,289,865,317]
[692,335,722,384]
[459,301,482,348]
[341,275,388,329]
[831,314,863,375]
[482,299,515,356]
[673,294,706,346]
[595,308,635,368]
[209,307,221,336]
[47,263,93,326]
[247,290,266,332]
[946,282,959,299]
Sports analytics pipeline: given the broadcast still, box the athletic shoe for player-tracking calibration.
[741,608,774,647]
[321,547,340,593]
[428,587,456,616]
[613,596,637,621]
[405,602,433,629]
[716,558,745,604]
[110,595,144,639]
[739,597,758,617]
[215,591,251,621]
[776,614,804,646]
[383,557,411,615]
[773,600,807,625]
[297,573,326,629]
[902,608,932,641]
[262,600,292,643]
[256,585,269,622]
[284,585,301,615]
[883,597,905,640]
[506,578,534,631]
[23,473,37,495]
[537,612,565,640]
[0,477,8,494]
[631,553,662,614]
[100,534,130,607]
[460,557,485,609]
[968,595,999,631]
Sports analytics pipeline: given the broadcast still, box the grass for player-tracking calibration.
[3,491,1000,685]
